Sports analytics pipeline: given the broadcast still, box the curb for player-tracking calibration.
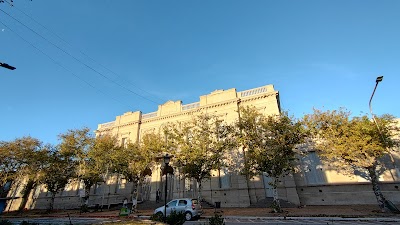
[3,215,400,223]
[220,216,400,222]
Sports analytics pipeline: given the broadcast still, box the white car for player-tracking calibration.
[154,198,203,221]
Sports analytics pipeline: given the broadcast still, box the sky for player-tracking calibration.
[1,0,399,145]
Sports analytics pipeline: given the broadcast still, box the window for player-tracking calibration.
[178,200,187,206]
[167,200,177,207]
[219,168,231,188]
[121,138,127,148]
[302,152,326,185]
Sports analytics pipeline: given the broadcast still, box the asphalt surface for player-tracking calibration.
[2,204,400,224]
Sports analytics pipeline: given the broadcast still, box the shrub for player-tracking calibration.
[208,213,225,225]
[150,212,163,222]
[166,211,185,225]
[150,210,186,225]
[0,220,12,225]
[20,222,39,225]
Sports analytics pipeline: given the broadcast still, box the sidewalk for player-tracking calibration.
[2,205,400,219]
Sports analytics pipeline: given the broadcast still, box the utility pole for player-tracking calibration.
[0,62,16,70]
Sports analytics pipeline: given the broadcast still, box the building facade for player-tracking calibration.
[95,84,296,208]
[5,84,400,211]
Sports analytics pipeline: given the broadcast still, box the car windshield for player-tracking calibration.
[167,200,177,207]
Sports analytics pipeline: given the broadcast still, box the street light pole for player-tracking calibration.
[369,76,398,180]
[369,76,383,132]
[0,62,16,70]
[163,154,171,223]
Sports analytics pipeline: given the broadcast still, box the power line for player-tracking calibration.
[5,1,166,103]
[0,7,162,105]
[0,19,133,109]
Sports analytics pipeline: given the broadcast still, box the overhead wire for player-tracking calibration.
[4,0,166,104]
[0,6,162,105]
[0,19,133,109]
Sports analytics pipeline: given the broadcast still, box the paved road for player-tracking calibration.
[4,217,400,225]
[2,217,116,225]
[185,218,400,225]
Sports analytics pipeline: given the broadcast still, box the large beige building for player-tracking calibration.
[92,83,400,207]
[5,84,400,211]
[95,84,292,208]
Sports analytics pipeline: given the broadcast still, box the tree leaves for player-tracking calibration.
[302,108,399,174]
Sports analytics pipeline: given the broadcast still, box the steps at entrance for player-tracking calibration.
[201,199,216,209]
[249,197,297,208]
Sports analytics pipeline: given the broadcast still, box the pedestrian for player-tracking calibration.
[156,189,160,203]
[123,197,128,208]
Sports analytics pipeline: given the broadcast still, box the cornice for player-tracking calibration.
[141,98,238,124]
[98,91,278,130]
[239,92,278,103]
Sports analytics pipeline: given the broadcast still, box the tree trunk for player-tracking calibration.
[197,179,202,201]
[134,180,141,212]
[84,186,90,202]
[271,177,282,213]
[18,180,35,211]
[48,192,56,211]
[367,165,387,212]
[242,147,253,204]
[82,185,91,212]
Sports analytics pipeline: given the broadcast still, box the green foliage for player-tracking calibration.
[39,145,76,211]
[0,220,12,225]
[0,137,43,193]
[302,108,399,177]
[208,213,225,225]
[167,113,235,200]
[302,108,400,211]
[58,128,93,157]
[58,128,98,208]
[150,212,163,222]
[235,106,304,212]
[236,107,304,178]
[150,211,186,225]
[19,222,39,225]
[91,134,121,174]
[0,137,48,210]
[0,221,39,225]
[166,210,186,225]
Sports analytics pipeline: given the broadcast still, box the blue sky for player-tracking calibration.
[1,0,399,144]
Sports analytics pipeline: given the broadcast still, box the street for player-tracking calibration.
[185,217,400,225]
[3,216,400,225]
[2,217,115,225]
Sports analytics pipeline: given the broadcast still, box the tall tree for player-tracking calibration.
[235,106,304,212]
[0,137,46,211]
[89,134,121,209]
[14,137,47,211]
[170,114,234,201]
[40,145,76,211]
[302,108,400,212]
[0,140,22,198]
[114,133,163,210]
[58,127,94,209]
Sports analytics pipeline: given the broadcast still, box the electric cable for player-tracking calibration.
[0,19,134,109]
[4,0,166,104]
[0,7,161,105]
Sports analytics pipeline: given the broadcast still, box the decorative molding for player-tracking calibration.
[142,112,157,119]
[98,89,278,129]
[238,86,267,97]
[182,102,200,111]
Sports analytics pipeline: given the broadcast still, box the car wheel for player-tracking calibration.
[155,211,163,219]
[185,211,193,221]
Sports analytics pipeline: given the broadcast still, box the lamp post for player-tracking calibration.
[369,76,383,130]
[0,62,16,70]
[368,76,398,180]
[163,154,171,223]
